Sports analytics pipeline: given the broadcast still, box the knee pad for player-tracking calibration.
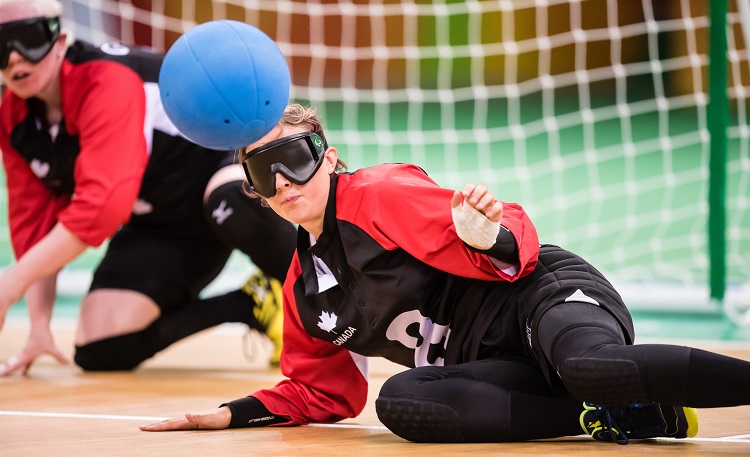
[559,357,648,406]
[375,396,464,443]
[74,332,152,372]
[375,368,467,443]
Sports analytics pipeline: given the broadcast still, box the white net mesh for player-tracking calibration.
[2,0,749,312]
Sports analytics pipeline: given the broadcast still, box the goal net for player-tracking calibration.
[1,0,748,315]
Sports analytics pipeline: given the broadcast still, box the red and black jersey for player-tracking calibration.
[251,164,635,425]
[0,41,227,259]
[252,163,543,424]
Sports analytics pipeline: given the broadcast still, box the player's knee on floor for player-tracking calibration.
[375,369,467,443]
[558,356,648,406]
[74,334,152,372]
[536,302,646,405]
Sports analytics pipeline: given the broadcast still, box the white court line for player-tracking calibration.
[654,437,750,444]
[0,410,167,422]
[308,423,388,430]
[723,434,750,440]
[1,410,748,439]
[0,410,388,430]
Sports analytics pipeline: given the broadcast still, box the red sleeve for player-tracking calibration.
[0,92,70,258]
[336,164,539,281]
[251,254,369,425]
[56,61,148,246]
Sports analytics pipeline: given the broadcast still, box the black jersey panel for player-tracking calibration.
[129,130,228,230]
[66,41,162,82]
[9,101,80,195]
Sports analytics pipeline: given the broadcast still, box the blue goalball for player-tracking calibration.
[158,20,290,150]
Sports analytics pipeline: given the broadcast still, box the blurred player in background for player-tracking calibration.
[0,0,296,374]
[141,104,750,445]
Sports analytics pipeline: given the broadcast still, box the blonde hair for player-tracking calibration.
[279,103,326,134]
[240,103,347,201]
[241,103,346,172]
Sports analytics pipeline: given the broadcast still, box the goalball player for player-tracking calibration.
[0,0,295,373]
[142,104,750,445]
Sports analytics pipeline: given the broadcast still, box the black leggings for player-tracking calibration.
[376,358,583,442]
[76,180,297,371]
[376,302,750,442]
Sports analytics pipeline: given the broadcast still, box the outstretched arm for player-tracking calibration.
[0,275,70,375]
[140,395,290,431]
[140,407,232,431]
[0,223,87,330]
[0,224,87,375]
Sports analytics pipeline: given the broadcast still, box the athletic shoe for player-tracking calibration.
[242,270,284,366]
[580,402,698,445]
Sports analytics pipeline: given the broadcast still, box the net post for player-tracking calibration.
[708,0,728,305]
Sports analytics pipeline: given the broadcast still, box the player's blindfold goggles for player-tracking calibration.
[241,131,328,198]
[0,16,61,69]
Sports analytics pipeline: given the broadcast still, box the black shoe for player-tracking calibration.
[580,401,698,445]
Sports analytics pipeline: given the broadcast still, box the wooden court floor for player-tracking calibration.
[2,319,750,456]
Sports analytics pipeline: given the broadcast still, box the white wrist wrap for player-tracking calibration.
[451,202,500,250]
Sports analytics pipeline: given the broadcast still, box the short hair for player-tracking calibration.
[239,104,347,201]
[279,104,325,134]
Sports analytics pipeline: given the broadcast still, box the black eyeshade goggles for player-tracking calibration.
[241,131,328,198]
[0,16,61,69]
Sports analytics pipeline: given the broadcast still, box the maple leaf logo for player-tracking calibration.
[317,311,338,333]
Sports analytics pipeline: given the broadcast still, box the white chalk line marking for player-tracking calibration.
[0,410,388,430]
[1,411,748,440]
[0,410,166,422]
